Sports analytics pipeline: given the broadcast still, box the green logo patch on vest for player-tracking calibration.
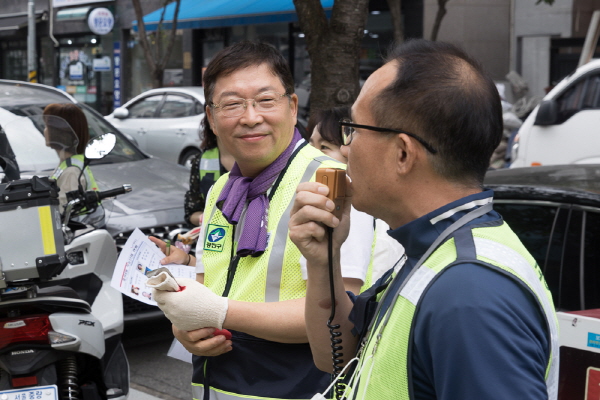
[204,224,228,252]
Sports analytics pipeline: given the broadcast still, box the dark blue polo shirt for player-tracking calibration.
[350,189,550,400]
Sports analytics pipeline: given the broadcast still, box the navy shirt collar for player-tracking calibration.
[388,189,497,261]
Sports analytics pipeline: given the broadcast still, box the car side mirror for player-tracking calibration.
[113,107,130,119]
[534,99,558,126]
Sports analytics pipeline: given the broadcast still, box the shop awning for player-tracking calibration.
[0,15,28,32]
[133,0,334,31]
[0,12,45,35]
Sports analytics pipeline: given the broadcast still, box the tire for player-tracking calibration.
[179,148,201,168]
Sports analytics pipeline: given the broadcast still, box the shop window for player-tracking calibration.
[2,47,27,82]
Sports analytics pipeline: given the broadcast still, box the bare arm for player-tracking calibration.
[289,181,359,371]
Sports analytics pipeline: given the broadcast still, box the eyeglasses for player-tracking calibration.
[339,119,438,154]
[211,91,289,118]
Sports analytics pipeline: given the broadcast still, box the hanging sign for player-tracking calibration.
[93,56,112,72]
[88,8,114,35]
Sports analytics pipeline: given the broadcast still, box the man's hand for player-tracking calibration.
[173,325,232,357]
[289,181,351,267]
[150,277,228,331]
[148,236,191,265]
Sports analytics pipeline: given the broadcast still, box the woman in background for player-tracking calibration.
[44,103,103,226]
[184,114,234,227]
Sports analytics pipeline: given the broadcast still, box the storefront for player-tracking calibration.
[0,9,49,84]
[51,2,116,114]
[132,0,420,91]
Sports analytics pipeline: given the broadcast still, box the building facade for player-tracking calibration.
[0,0,421,115]
[423,0,600,100]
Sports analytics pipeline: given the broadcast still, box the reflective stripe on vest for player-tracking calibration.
[196,144,343,399]
[348,222,558,400]
[192,384,278,400]
[199,147,221,181]
[202,145,345,302]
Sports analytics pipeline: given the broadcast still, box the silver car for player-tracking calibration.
[105,87,205,168]
[0,80,190,321]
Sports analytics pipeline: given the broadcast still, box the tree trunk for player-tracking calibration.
[387,0,404,45]
[430,0,449,41]
[131,0,181,89]
[294,0,370,120]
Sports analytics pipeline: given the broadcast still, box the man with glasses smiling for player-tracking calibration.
[290,39,558,399]
[149,41,372,400]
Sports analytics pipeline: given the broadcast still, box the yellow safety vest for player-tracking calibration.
[347,215,559,399]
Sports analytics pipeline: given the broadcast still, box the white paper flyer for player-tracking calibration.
[110,228,196,306]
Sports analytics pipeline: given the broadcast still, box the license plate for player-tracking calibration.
[0,385,58,400]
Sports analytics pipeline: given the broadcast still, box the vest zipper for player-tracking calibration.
[221,224,239,297]
[222,255,240,297]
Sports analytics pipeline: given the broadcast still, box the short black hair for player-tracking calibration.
[373,39,502,186]
[202,41,294,105]
[307,106,351,147]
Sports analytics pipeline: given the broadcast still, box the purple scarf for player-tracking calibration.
[217,129,302,257]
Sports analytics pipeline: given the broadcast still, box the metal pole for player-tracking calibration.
[578,10,600,68]
[27,0,37,83]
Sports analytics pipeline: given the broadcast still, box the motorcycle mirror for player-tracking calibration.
[85,133,117,160]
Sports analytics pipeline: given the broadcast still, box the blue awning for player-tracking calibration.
[133,0,334,31]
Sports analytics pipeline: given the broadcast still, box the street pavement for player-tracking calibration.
[129,387,165,400]
[124,318,192,400]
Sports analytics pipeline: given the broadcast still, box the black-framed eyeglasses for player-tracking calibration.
[339,119,438,154]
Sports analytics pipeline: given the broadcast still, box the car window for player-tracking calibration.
[582,75,600,109]
[555,74,600,124]
[494,202,556,267]
[194,100,204,115]
[159,95,196,118]
[583,210,600,309]
[496,201,600,311]
[128,95,164,118]
[0,108,59,173]
[556,79,586,123]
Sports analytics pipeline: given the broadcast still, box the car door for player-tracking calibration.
[521,73,600,166]
[143,93,203,164]
[495,200,600,311]
[117,94,165,151]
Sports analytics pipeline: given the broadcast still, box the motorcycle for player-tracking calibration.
[0,116,131,400]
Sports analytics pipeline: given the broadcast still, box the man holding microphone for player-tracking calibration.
[288,40,559,399]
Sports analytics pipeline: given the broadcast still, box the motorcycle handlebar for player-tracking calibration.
[94,184,133,201]
[64,185,132,222]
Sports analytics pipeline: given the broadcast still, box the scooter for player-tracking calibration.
[0,126,131,400]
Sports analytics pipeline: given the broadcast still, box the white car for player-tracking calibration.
[105,87,206,167]
[510,59,600,168]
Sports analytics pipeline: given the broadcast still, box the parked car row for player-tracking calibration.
[0,79,191,321]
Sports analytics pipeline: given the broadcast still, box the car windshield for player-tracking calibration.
[0,82,144,175]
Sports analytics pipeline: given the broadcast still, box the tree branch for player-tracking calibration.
[430,0,449,41]
[387,0,404,44]
[132,0,157,73]
[158,0,182,72]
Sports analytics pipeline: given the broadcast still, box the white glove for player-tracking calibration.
[146,272,228,331]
